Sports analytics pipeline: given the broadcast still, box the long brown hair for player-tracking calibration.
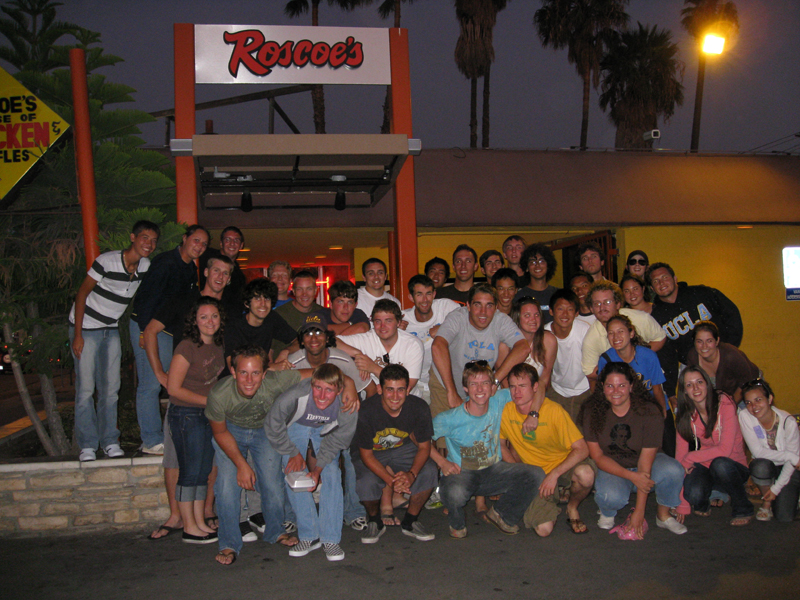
[511,297,546,366]
[605,314,649,349]
[675,367,719,441]
[578,362,659,437]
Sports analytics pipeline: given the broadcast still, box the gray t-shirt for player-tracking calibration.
[432,307,523,400]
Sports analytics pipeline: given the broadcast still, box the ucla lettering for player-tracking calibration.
[467,340,496,351]
[224,30,365,78]
[697,303,712,320]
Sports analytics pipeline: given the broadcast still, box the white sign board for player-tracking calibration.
[195,25,391,85]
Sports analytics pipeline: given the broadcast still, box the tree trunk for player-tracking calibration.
[394,0,401,28]
[481,63,491,149]
[381,86,392,134]
[690,53,706,152]
[27,301,70,453]
[470,77,478,148]
[615,117,656,150]
[312,85,326,134]
[580,70,590,150]
[2,321,58,456]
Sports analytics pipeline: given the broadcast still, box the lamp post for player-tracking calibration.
[690,33,725,152]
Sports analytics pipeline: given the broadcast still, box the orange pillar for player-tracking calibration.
[174,24,197,225]
[389,28,418,310]
[387,230,398,299]
[70,49,100,269]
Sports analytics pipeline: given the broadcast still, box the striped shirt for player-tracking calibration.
[69,250,150,329]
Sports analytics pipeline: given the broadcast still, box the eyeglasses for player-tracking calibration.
[304,329,325,337]
[465,360,489,369]
[222,237,243,245]
[382,353,391,365]
[627,258,647,266]
[592,299,616,308]
[529,257,547,265]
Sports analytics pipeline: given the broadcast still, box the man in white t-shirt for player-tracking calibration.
[581,280,666,380]
[337,299,424,393]
[544,290,591,425]
[400,275,459,404]
[357,258,401,320]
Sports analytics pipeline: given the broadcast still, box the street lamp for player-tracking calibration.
[690,33,726,152]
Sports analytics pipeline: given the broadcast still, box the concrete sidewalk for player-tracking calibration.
[2,498,799,600]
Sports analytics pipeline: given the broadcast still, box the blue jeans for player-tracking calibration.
[750,458,800,523]
[439,461,543,531]
[168,404,213,502]
[342,450,366,523]
[129,318,172,447]
[282,423,343,544]
[69,327,121,450]
[213,423,286,553]
[595,453,684,518]
[684,457,754,518]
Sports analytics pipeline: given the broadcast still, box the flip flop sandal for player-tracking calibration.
[566,518,588,534]
[216,550,237,566]
[148,525,182,540]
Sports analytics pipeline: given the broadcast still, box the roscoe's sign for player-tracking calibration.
[195,25,390,85]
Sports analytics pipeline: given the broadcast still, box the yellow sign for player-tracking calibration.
[0,67,69,199]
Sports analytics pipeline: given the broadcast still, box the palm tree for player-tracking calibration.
[0,0,80,72]
[680,0,739,151]
[453,0,507,148]
[284,0,361,134]
[373,0,416,134]
[599,23,684,149]
[533,0,629,150]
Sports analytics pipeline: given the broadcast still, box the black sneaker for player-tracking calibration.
[248,513,266,534]
[240,521,257,542]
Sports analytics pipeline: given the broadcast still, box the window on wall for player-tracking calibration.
[782,247,800,288]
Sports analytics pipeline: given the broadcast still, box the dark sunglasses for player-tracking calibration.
[465,360,489,369]
[382,353,391,365]
[627,258,648,266]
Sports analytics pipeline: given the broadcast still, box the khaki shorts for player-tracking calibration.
[523,458,597,529]
[428,367,452,450]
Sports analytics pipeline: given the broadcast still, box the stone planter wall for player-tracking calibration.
[0,456,168,537]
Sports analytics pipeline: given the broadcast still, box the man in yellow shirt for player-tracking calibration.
[500,364,596,536]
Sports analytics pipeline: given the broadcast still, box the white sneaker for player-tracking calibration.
[142,443,164,455]
[79,448,96,462]
[597,515,615,530]
[104,444,124,458]
[656,516,687,535]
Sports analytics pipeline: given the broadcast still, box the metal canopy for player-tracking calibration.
[172,133,416,211]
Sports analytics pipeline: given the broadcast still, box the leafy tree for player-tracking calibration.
[680,0,738,151]
[534,0,629,150]
[454,0,507,148]
[599,23,684,150]
[284,0,363,134]
[0,0,79,71]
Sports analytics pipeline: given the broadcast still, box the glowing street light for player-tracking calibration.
[690,32,726,152]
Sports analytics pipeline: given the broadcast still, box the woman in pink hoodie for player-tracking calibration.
[674,367,754,526]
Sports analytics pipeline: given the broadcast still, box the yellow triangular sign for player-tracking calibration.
[0,67,70,199]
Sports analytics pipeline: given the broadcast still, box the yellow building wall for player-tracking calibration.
[619,225,800,414]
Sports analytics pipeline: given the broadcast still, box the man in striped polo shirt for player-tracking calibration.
[69,220,160,462]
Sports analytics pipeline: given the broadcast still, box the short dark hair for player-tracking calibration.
[468,282,498,304]
[380,364,410,388]
[520,243,557,282]
[578,241,604,260]
[362,257,387,277]
[407,274,435,295]
[132,220,160,237]
[220,226,244,245]
[206,255,234,271]
[297,327,337,349]
[372,298,403,321]
[549,288,579,312]
[645,262,675,285]
[453,244,477,263]
[502,235,527,250]
[479,249,503,270]
[508,362,540,386]
[620,272,646,293]
[231,344,267,371]
[424,257,450,280]
[293,269,317,284]
[492,268,519,287]
[243,278,278,308]
[185,224,210,240]
[329,280,358,301]
[569,272,592,288]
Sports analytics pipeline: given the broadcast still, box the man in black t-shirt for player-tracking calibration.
[352,365,438,544]
[224,278,298,370]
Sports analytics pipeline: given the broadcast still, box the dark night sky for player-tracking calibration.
[51,0,800,154]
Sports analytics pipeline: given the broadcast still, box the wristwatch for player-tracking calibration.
[527,410,539,419]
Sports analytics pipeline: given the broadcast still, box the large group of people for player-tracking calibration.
[68,226,799,565]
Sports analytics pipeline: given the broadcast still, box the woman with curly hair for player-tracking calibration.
[580,362,686,538]
[167,297,226,543]
[739,378,800,523]
[674,367,753,526]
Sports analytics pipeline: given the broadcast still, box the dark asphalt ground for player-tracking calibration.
[3,497,799,600]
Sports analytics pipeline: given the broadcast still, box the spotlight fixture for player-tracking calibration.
[334,189,346,211]
[241,191,253,212]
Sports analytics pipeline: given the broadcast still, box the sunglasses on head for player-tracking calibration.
[627,258,648,266]
[465,360,490,369]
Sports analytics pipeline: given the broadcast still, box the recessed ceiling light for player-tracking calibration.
[238,248,250,252]
[328,246,343,250]
[305,261,314,265]
[736,225,753,229]
[315,255,326,258]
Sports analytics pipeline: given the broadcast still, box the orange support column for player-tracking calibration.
[389,28,418,310]
[387,230,398,299]
[174,24,197,225]
[70,49,100,269]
